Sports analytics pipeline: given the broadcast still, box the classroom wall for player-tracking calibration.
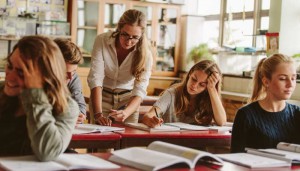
[269,0,300,56]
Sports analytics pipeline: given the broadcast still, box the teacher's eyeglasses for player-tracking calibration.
[120,31,141,43]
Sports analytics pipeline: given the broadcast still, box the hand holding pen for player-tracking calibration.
[108,105,127,122]
[142,107,164,128]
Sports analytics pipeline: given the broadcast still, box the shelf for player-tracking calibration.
[82,54,92,58]
[77,26,97,30]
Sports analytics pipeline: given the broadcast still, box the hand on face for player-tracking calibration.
[207,72,220,90]
[16,55,43,89]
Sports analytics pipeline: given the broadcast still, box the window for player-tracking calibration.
[197,0,270,49]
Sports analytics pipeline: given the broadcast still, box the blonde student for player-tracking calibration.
[88,9,153,126]
[0,36,78,161]
[231,53,300,153]
[142,60,226,128]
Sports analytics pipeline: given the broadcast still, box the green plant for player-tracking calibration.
[292,53,300,58]
[187,43,213,63]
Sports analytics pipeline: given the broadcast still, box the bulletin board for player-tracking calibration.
[0,0,68,17]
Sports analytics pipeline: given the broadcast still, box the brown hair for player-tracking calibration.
[112,9,151,81]
[54,38,83,64]
[174,60,222,125]
[13,35,69,114]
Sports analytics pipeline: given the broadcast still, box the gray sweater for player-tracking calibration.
[0,83,78,161]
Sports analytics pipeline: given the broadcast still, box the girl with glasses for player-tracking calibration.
[88,9,153,126]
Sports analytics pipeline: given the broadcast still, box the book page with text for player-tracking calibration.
[56,154,120,169]
[109,147,192,170]
[148,141,223,166]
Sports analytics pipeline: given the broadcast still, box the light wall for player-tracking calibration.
[270,0,300,56]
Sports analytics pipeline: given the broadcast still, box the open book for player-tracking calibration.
[0,154,120,171]
[217,142,300,168]
[73,124,124,134]
[165,122,232,132]
[109,141,223,171]
[217,153,291,169]
[245,142,300,164]
[124,123,180,132]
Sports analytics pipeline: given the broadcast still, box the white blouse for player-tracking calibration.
[87,31,153,99]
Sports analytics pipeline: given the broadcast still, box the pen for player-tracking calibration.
[154,107,159,118]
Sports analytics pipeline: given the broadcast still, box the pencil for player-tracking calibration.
[154,107,159,118]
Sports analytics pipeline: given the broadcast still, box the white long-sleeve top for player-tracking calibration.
[88,31,153,99]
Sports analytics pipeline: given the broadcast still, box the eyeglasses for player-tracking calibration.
[119,31,141,43]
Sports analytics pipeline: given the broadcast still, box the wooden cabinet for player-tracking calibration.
[69,0,182,97]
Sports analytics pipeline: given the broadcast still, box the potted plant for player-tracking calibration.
[292,53,300,72]
[187,43,213,64]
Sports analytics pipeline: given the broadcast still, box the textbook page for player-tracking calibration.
[165,122,210,131]
[125,122,180,132]
[148,141,223,166]
[109,141,223,171]
[0,154,120,171]
[0,155,65,171]
[56,153,120,169]
[109,147,192,171]
[73,124,124,134]
[217,153,291,169]
[165,122,232,132]
[257,148,300,163]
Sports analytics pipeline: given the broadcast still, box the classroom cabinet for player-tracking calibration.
[69,0,182,96]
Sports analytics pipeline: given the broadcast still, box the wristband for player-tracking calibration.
[94,112,103,119]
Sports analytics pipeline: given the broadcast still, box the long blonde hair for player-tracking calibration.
[112,9,150,81]
[174,60,222,125]
[14,35,69,114]
[250,53,294,103]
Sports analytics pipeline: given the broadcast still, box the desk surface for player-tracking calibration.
[113,124,231,150]
[92,153,300,171]
[70,132,121,150]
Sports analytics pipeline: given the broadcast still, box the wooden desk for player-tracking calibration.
[113,124,231,150]
[93,153,300,171]
[69,132,121,150]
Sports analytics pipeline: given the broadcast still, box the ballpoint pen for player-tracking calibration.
[154,107,159,118]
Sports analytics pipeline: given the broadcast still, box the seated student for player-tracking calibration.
[231,53,300,153]
[0,36,79,161]
[54,38,86,124]
[142,60,227,127]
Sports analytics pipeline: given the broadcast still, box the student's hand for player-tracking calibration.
[207,72,220,91]
[142,115,164,128]
[77,113,86,124]
[96,115,112,126]
[16,56,43,89]
[109,109,128,122]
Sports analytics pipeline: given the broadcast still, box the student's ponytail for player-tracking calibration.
[249,58,266,103]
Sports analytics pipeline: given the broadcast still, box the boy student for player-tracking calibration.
[54,38,86,124]
[142,60,227,127]
[0,36,78,160]
[231,53,300,153]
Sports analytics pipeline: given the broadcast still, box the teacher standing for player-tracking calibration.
[88,9,153,126]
